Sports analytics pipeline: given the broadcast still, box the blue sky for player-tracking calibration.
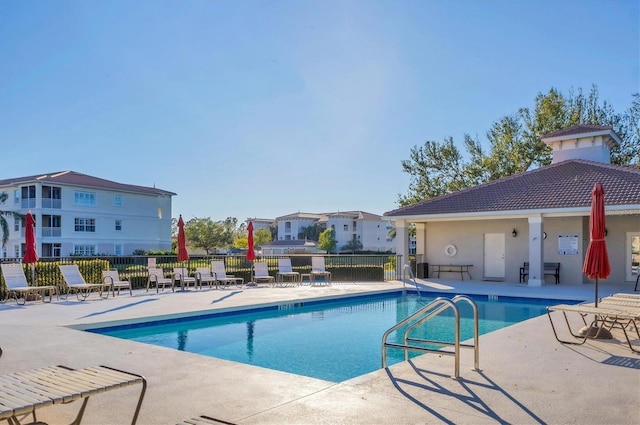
[1,0,638,222]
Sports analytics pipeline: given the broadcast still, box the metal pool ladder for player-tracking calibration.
[403,263,421,298]
[381,295,481,379]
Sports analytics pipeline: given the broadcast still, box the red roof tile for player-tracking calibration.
[384,159,640,217]
[0,171,176,196]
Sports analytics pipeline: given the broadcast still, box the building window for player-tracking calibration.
[343,224,348,231]
[74,245,96,256]
[285,222,291,233]
[13,189,19,204]
[75,218,96,232]
[42,243,61,257]
[114,245,123,256]
[21,185,36,208]
[353,221,357,231]
[42,186,62,209]
[14,246,20,258]
[74,191,96,206]
[115,219,122,231]
[42,215,62,237]
[114,195,122,207]
[14,217,20,232]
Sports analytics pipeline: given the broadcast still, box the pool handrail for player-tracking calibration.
[381,295,480,379]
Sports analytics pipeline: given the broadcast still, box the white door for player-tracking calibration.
[484,233,505,280]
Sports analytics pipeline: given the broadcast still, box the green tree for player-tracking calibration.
[317,228,337,254]
[298,223,323,241]
[0,192,22,247]
[398,86,639,206]
[254,228,272,247]
[184,217,237,254]
[341,238,363,254]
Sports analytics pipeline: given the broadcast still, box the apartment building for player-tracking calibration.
[274,211,395,253]
[0,171,175,258]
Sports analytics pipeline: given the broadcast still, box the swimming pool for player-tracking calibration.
[89,291,571,382]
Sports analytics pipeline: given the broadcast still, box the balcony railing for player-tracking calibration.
[41,227,62,237]
[42,199,62,209]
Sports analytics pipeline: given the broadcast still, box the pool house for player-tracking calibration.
[385,124,640,288]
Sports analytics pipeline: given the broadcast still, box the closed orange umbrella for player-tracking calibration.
[582,183,610,308]
[23,211,38,285]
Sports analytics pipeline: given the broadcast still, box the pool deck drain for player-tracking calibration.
[0,279,638,424]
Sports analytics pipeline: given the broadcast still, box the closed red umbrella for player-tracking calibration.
[177,215,189,262]
[246,221,256,286]
[582,183,610,308]
[177,215,189,290]
[246,221,256,261]
[23,211,38,285]
[580,183,612,339]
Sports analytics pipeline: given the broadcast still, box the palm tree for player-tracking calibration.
[0,192,23,247]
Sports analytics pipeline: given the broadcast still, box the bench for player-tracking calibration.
[519,262,560,284]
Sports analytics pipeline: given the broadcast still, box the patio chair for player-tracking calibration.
[310,256,331,286]
[0,364,146,425]
[195,267,217,289]
[276,258,300,286]
[547,302,640,353]
[147,267,175,292]
[252,261,275,286]
[173,267,197,290]
[1,263,59,305]
[59,264,109,301]
[102,269,133,296]
[211,260,244,289]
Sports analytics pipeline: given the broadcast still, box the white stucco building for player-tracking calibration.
[0,171,175,257]
[268,210,395,253]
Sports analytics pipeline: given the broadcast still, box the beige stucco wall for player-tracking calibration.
[423,215,639,287]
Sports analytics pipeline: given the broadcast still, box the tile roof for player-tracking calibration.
[0,171,176,196]
[262,239,317,247]
[541,124,614,139]
[276,211,382,221]
[384,159,640,217]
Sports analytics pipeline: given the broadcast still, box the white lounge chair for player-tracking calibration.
[173,267,197,290]
[59,264,108,300]
[0,364,147,425]
[211,260,243,289]
[195,267,217,289]
[253,262,275,287]
[1,263,59,304]
[310,256,331,285]
[276,258,300,286]
[102,269,132,296]
[147,267,174,292]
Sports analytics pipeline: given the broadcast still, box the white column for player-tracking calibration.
[415,222,426,263]
[527,216,544,287]
[395,219,409,268]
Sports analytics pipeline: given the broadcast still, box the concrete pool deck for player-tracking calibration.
[0,278,638,424]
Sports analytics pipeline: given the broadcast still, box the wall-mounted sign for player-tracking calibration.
[558,234,579,255]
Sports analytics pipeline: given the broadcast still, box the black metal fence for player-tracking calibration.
[1,254,404,297]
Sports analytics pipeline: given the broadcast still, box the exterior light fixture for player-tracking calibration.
[512,229,517,238]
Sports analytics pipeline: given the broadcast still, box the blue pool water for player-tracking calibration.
[89,291,570,382]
